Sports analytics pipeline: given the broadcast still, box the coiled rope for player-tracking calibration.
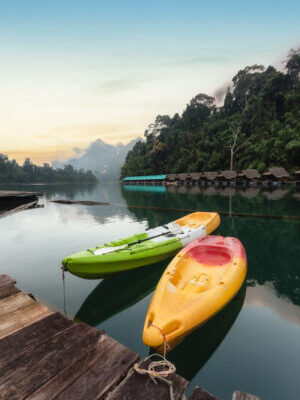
[133,324,176,400]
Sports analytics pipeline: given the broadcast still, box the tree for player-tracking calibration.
[227,119,256,171]
[286,47,300,87]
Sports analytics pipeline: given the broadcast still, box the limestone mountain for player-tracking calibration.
[53,138,140,180]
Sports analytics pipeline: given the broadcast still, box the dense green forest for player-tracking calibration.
[121,49,300,177]
[0,155,97,183]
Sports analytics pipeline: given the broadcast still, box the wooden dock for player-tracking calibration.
[0,191,42,201]
[0,275,260,400]
[0,191,43,219]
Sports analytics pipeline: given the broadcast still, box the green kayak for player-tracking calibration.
[62,211,220,279]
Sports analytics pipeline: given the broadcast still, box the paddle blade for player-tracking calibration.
[94,245,125,255]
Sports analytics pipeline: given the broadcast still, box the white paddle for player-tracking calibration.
[93,224,183,256]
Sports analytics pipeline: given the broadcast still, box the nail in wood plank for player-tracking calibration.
[29,334,138,400]
[0,301,52,339]
[232,391,262,400]
[189,386,220,400]
[106,358,189,400]
[0,312,72,370]
[0,323,101,400]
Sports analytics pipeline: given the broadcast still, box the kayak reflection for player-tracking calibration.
[152,285,246,381]
[74,259,170,326]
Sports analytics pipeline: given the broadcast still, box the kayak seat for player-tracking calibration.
[188,245,232,266]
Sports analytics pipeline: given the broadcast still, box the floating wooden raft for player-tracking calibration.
[0,275,261,400]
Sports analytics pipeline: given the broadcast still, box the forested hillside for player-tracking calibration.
[0,156,97,183]
[121,49,300,177]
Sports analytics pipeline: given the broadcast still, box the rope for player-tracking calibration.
[133,324,176,400]
[61,265,67,316]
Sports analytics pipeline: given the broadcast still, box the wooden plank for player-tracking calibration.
[0,191,42,198]
[28,334,138,400]
[0,275,16,287]
[0,292,35,318]
[0,301,52,339]
[189,386,220,400]
[0,323,101,400]
[106,358,189,400]
[0,312,72,370]
[0,284,20,301]
[0,200,38,219]
[232,391,261,400]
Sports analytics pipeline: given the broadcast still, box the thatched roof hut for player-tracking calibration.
[166,174,177,181]
[177,173,191,182]
[203,171,218,181]
[237,169,261,181]
[217,170,237,181]
[190,172,203,181]
[262,167,290,181]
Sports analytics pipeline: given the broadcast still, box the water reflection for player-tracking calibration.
[75,259,169,326]
[1,182,299,400]
[166,285,246,381]
[123,185,167,193]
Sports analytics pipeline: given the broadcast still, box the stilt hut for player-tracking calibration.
[262,167,290,184]
[202,171,218,185]
[237,169,261,185]
[165,174,177,185]
[190,173,203,185]
[177,173,192,185]
[217,170,237,185]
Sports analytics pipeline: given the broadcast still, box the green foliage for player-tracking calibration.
[121,49,300,177]
[0,155,98,183]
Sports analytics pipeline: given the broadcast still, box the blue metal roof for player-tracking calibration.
[123,175,166,181]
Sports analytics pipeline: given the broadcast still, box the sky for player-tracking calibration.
[0,0,299,165]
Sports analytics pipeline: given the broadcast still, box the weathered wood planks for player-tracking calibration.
[29,334,139,400]
[106,358,189,400]
[0,323,101,399]
[232,391,262,400]
[0,275,16,287]
[0,284,20,300]
[0,274,262,400]
[0,292,35,318]
[0,200,38,219]
[0,312,72,370]
[0,191,42,199]
[189,386,220,400]
[0,301,52,339]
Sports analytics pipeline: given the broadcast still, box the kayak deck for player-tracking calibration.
[62,212,220,279]
[143,235,247,352]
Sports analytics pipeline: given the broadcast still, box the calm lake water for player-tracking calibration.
[0,182,299,400]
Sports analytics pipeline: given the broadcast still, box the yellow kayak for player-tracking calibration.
[143,235,247,352]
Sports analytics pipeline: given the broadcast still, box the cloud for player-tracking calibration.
[214,81,232,105]
[245,283,300,326]
[72,146,85,156]
[90,76,149,94]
